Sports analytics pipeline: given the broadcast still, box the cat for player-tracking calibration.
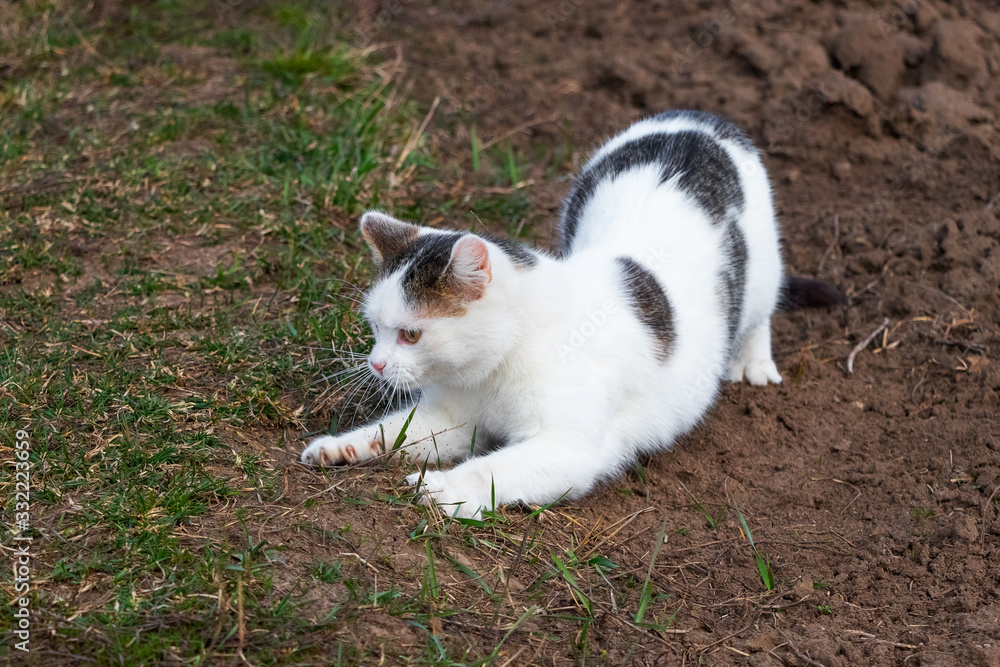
[300,110,839,519]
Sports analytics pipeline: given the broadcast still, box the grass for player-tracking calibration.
[679,480,725,530]
[0,1,837,664]
[633,523,667,627]
[0,2,686,663]
[730,497,776,592]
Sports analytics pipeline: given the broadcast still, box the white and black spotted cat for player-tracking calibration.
[301,110,839,518]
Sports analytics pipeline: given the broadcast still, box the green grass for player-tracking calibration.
[633,523,667,627]
[730,497,776,592]
[0,1,439,663]
[679,480,725,531]
[0,2,697,664]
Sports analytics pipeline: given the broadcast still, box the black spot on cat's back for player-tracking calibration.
[560,130,743,253]
[653,110,755,151]
[615,257,676,361]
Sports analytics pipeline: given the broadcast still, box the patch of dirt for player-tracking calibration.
[301,0,1000,663]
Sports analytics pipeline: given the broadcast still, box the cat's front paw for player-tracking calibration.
[729,358,782,386]
[301,433,382,467]
[405,469,491,519]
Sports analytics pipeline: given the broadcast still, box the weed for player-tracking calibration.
[634,522,667,626]
[679,480,726,530]
[310,560,344,583]
[730,497,776,591]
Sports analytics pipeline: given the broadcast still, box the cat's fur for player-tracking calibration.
[301,110,830,518]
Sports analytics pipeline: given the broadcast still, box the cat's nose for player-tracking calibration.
[371,361,386,375]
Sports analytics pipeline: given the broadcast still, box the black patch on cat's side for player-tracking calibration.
[383,232,463,306]
[480,233,539,269]
[653,110,755,151]
[719,223,749,347]
[561,130,744,252]
[616,257,676,361]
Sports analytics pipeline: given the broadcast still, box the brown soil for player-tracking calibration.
[314,0,1000,664]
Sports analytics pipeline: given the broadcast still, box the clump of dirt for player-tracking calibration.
[314,0,1000,663]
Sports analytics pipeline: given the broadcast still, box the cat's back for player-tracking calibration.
[556,110,763,257]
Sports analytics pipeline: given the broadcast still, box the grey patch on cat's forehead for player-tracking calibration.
[479,233,538,269]
[615,257,676,362]
[388,231,465,309]
[380,231,460,277]
[560,127,745,254]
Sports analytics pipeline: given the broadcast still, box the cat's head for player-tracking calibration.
[357,211,526,390]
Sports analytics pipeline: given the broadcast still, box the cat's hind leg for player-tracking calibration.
[728,320,782,386]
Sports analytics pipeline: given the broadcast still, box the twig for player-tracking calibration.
[983,484,1000,546]
[604,608,685,654]
[492,513,537,631]
[579,506,655,559]
[778,631,827,667]
[903,281,972,316]
[817,214,839,275]
[696,624,753,653]
[846,318,889,374]
[479,112,561,152]
[236,579,255,667]
[847,260,893,300]
[395,95,440,168]
[844,630,919,649]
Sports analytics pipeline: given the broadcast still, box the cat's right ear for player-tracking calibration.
[359,212,419,266]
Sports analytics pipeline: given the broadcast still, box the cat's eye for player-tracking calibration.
[399,329,422,345]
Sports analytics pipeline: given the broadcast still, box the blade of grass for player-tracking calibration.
[678,480,724,530]
[551,553,593,617]
[423,540,438,601]
[634,522,667,624]
[470,124,481,172]
[443,554,493,595]
[391,405,418,451]
[730,496,775,591]
[480,605,537,666]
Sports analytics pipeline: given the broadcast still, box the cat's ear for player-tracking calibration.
[360,211,419,265]
[445,235,492,300]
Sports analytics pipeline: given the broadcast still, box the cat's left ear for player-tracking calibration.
[360,211,419,266]
[446,235,492,301]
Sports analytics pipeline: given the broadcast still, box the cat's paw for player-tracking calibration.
[301,433,382,467]
[729,358,782,386]
[405,469,491,519]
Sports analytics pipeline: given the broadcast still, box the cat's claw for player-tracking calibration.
[729,358,782,386]
[301,434,382,467]
[406,470,488,520]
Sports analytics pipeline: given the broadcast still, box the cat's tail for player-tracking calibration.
[779,276,843,311]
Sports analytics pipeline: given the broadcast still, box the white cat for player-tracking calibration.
[300,110,838,518]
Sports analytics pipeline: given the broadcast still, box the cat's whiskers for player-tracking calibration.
[309,364,368,387]
[334,371,378,419]
[343,371,382,428]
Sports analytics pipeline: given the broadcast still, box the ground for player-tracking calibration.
[1,0,998,665]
